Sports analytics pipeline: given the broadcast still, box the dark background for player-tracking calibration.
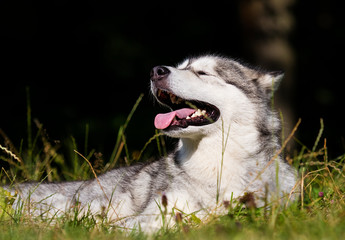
[1,1,344,161]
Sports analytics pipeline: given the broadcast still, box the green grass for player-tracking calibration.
[1,94,345,239]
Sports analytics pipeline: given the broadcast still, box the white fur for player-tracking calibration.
[10,55,298,233]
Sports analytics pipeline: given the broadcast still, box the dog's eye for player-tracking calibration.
[197,71,208,76]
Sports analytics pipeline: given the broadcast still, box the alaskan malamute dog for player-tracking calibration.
[7,55,298,231]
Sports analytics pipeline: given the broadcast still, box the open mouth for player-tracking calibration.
[154,89,220,130]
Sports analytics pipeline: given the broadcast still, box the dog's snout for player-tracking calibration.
[150,66,170,81]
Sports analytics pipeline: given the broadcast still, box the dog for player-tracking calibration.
[6,54,298,231]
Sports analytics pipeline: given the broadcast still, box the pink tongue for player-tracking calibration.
[154,108,196,129]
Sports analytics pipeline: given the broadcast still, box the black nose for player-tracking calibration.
[150,66,170,81]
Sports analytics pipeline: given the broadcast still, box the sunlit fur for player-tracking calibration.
[9,55,298,232]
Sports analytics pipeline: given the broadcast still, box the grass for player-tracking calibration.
[1,93,345,239]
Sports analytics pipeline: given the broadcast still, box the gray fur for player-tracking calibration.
[5,55,299,232]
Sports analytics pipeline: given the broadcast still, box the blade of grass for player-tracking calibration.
[26,87,32,164]
[0,144,21,163]
[108,127,124,169]
[121,134,130,166]
[74,150,120,220]
[312,118,324,153]
[308,118,324,165]
[160,134,167,157]
[84,123,89,157]
[244,118,301,194]
[155,129,163,157]
[0,129,22,163]
[109,94,144,167]
[70,136,79,176]
[217,117,231,204]
[279,111,285,157]
[136,132,164,161]
[123,94,144,131]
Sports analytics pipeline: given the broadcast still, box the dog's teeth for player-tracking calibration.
[190,109,207,119]
[157,89,162,97]
[191,110,200,118]
[168,93,184,105]
[175,97,183,104]
[186,116,191,120]
[169,93,177,104]
[196,109,202,117]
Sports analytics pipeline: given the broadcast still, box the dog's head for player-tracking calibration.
[150,55,283,139]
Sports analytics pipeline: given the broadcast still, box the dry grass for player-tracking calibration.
[1,95,345,239]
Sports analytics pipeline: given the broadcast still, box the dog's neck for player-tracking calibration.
[174,121,275,197]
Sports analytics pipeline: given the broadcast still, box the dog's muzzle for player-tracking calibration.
[150,65,220,130]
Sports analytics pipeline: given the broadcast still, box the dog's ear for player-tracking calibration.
[254,71,284,96]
